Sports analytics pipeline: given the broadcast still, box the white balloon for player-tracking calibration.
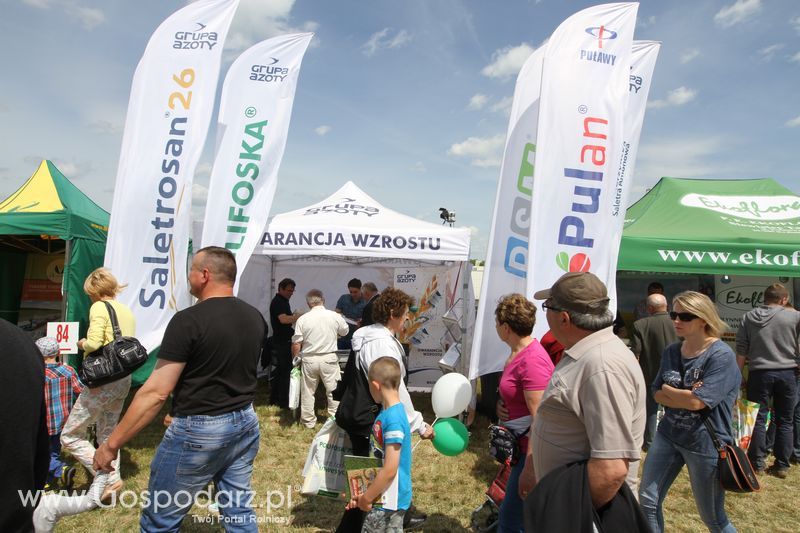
[431,372,471,418]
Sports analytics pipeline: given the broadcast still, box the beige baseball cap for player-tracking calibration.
[533,271,610,315]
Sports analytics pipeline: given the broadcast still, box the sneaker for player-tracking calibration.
[59,466,77,491]
[790,456,800,466]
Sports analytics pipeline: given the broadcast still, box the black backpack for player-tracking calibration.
[333,348,380,437]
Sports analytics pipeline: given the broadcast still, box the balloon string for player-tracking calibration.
[412,417,439,452]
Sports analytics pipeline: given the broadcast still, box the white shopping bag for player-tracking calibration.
[302,417,353,499]
[289,366,301,410]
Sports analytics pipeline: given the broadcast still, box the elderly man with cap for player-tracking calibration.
[526,272,646,509]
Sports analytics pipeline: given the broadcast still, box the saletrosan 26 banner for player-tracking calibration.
[605,39,660,310]
[526,2,638,338]
[201,32,313,289]
[104,0,239,351]
[468,46,545,380]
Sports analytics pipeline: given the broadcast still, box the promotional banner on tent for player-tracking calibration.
[258,182,471,261]
[104,0,238,351]
[526,2,638,338]
[396,265,467,390]
[713,275,794,345]
[468,47,545,380]
[619,178,800,277]
[201,32,313,292]
[604,39,660,314]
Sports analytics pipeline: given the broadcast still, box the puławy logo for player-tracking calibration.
[585,26,618,48]
[680,194,800,221]
[250,58,289,83]
[555,252,591,273]
[304,196,380,217]
[173,22,219,51]
[580,26,619,65]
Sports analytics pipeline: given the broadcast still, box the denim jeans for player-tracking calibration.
[794,372,800,461]
[639,432,736,533]
[48,434,66,480]
[140,405,260,532]
[746,368,797,470]
[497,454,526,533]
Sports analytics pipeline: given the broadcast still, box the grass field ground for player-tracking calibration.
[58,386,800,532]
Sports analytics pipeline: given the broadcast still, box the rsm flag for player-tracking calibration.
[468,46,545,380]
[526,2,638,339]
[104,0,239,351]
[202,32,313,292]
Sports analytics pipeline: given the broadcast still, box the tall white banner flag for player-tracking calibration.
[605,40,660,307]
[104,0,239,351]
[202,33,313,290]
[526,2,638,339]
[468,47,545,379]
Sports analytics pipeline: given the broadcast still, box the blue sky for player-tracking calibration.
[1,0,798,259]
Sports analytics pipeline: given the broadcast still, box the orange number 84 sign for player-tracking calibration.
[46,322,80,355]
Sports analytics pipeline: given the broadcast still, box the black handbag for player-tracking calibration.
[334,349,380,436]
[702,418,760,493]
[488,424,520,465]
[79,301,148,388]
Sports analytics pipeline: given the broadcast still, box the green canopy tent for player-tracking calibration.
[619,177,800,276]
[0,160,108,368]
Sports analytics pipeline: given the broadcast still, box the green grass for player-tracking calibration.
[57,386,800,532]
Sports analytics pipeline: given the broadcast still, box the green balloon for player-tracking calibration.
[432,418,469,456]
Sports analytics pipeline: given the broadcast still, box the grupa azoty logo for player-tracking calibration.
[173,22,219,50]
[250,57,290,83]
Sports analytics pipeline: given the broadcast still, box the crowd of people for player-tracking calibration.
[3,247,800,532]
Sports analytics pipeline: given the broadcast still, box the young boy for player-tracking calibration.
[347,356,412,532]
[36,336,82,490]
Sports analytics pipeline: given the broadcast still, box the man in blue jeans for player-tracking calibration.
[94,247,267,531]
[736,283,800,479]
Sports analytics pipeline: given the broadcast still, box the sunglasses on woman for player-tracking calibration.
[669,311,699,322]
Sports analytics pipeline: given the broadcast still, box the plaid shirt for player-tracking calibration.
[44,363,83,435]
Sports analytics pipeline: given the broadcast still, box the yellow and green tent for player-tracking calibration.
[0,160,108,366]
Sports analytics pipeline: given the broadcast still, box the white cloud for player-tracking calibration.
[638,15,656,29]
[194,163,213,178]
[226,0,318,52]
[467,93,488,110]
[791,51,800,63]
[88,120,123,134]
[680,49,699,64]
[447,134,505,168]
[792,16,800,34]
[647,86,697,109]
[192,183,209,205]
[490,96,513,116]
[786,115,800,128]
[362,28,412,57]
[314,125,332,136]
[411,161,427,173]
[23,0,105,30]
[632,136,734,196]
[758,44,784,61]
[481,43,535,80]
[714,0,762,28]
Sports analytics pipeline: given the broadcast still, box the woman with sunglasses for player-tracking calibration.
[639,291,740,533]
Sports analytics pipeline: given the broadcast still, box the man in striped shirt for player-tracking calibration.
[37,337,82,489]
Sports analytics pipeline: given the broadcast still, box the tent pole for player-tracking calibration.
[61,239,71,321]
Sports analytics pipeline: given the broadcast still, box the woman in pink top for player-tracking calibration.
[494,294,554,533]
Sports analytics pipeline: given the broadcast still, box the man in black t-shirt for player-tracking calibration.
[94,247,267,530]
[0,319,49,533]
[269,278,299,407]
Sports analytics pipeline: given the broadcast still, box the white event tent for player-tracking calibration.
[236,181,474,390]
